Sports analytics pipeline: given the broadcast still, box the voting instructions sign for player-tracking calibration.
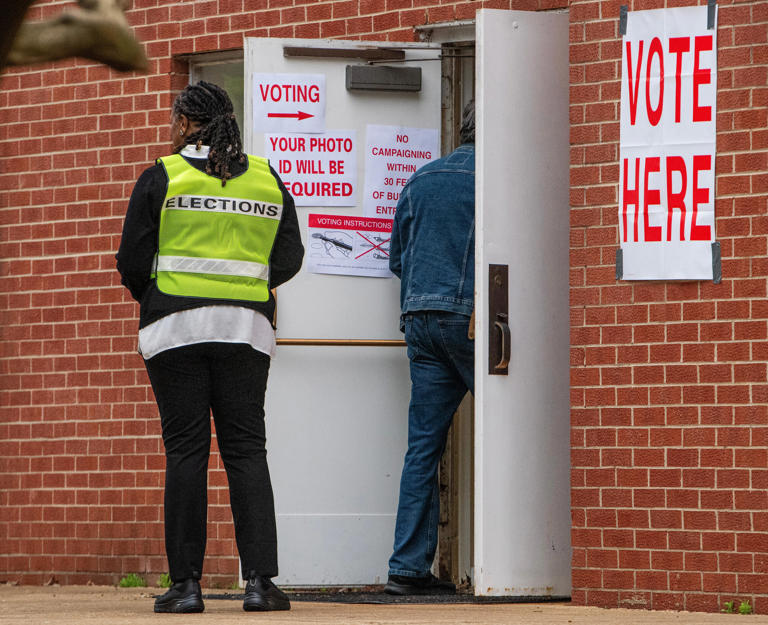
[363,125,439,217]
[253,73,326,133]
[307,214,393,278]
[619,5,717,280]
[265,132,357,207]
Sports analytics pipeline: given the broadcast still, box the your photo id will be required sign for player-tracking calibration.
[265,132,357,207]
[619,4,717,280]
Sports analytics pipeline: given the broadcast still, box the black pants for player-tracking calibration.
[144,342,277,582]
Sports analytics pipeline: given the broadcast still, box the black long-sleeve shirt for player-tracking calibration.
[116,154,304,329]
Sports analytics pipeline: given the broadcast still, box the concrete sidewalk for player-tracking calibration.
[2,586,768,625]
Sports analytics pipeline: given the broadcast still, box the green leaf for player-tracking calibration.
[738,600,752,615]
[118,573,146,588]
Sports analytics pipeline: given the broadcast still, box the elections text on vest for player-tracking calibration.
[163,194,283,219]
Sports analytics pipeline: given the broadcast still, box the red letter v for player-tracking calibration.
[626,40,644,126]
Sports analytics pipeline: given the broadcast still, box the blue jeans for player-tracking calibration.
[389,311,474,578]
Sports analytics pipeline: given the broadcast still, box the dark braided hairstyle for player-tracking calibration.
[172,81,245,186]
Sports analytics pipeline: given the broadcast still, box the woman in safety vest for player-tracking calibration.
[116,81,304,614]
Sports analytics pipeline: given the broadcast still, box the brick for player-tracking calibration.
[603,569,636,589]
[670,572,702,592]
[736,533,768,554]
[617,509,649,529]
[719,511,754,532]
[631,407,663,426]
[636,571,668,592]
[587,548,619,569]
[633,489,665,508]
[735,490,768,510]
[651,551,684,571]
[650,510,682,530]
[635,530,666,550]
[586,590,620,609]
[616,467,647,487]
[572,567,602,588]
[720,551,754,573]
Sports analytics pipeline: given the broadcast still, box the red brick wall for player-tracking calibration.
[570,0,768,614]
[0,0,563,588]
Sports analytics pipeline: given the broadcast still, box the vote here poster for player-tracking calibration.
[362,125,439,217]
[306,214,393,278]
[265,131,357,207]
[619,4,717,280]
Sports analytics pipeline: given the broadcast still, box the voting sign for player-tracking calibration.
[265,132,357,207]
[619,5,717,280]
[253,73,326,133]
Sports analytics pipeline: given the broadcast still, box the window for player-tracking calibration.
[188,52,245,141]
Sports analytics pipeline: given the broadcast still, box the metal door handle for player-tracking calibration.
[488,264,509,375]
[494,313,510,370]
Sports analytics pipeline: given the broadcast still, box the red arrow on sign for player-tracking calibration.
[267,111,314,121]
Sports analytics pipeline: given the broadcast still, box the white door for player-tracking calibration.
[475,10,571,596]
[244,38,441,585]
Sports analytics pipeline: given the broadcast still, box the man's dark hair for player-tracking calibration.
[172,81,244,186]
[459,99,475,144]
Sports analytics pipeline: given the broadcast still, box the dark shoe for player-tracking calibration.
[243,576,291,611]
[384,573,456,596]
[153,578,204,613]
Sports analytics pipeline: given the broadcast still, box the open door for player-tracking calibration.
[475,9,571,597]
[244,38,441,585]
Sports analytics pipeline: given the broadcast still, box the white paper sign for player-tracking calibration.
[265,132,357,207]
[363,125,439,217]
[253,73,326,133]
[307,214,393,278]
[619,5,717,280]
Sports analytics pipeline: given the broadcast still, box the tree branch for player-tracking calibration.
[5,0,147,73]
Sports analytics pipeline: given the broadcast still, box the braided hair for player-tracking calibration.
[172,81,244,186]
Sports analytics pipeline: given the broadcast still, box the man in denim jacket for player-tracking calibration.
[384,101,475,596]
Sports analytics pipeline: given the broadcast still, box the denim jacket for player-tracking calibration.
[389,143,475,319]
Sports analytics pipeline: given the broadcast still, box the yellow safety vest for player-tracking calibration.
[154,153,283,302]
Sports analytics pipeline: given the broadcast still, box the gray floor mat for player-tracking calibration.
[204,590,571,605]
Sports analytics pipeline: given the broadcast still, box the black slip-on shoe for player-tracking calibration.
[384,573,456,596]
[243,576,291,611]
[153,578,204,613]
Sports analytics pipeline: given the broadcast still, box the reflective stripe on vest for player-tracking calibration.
[155,153,283,302]
[156,256,269,280]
